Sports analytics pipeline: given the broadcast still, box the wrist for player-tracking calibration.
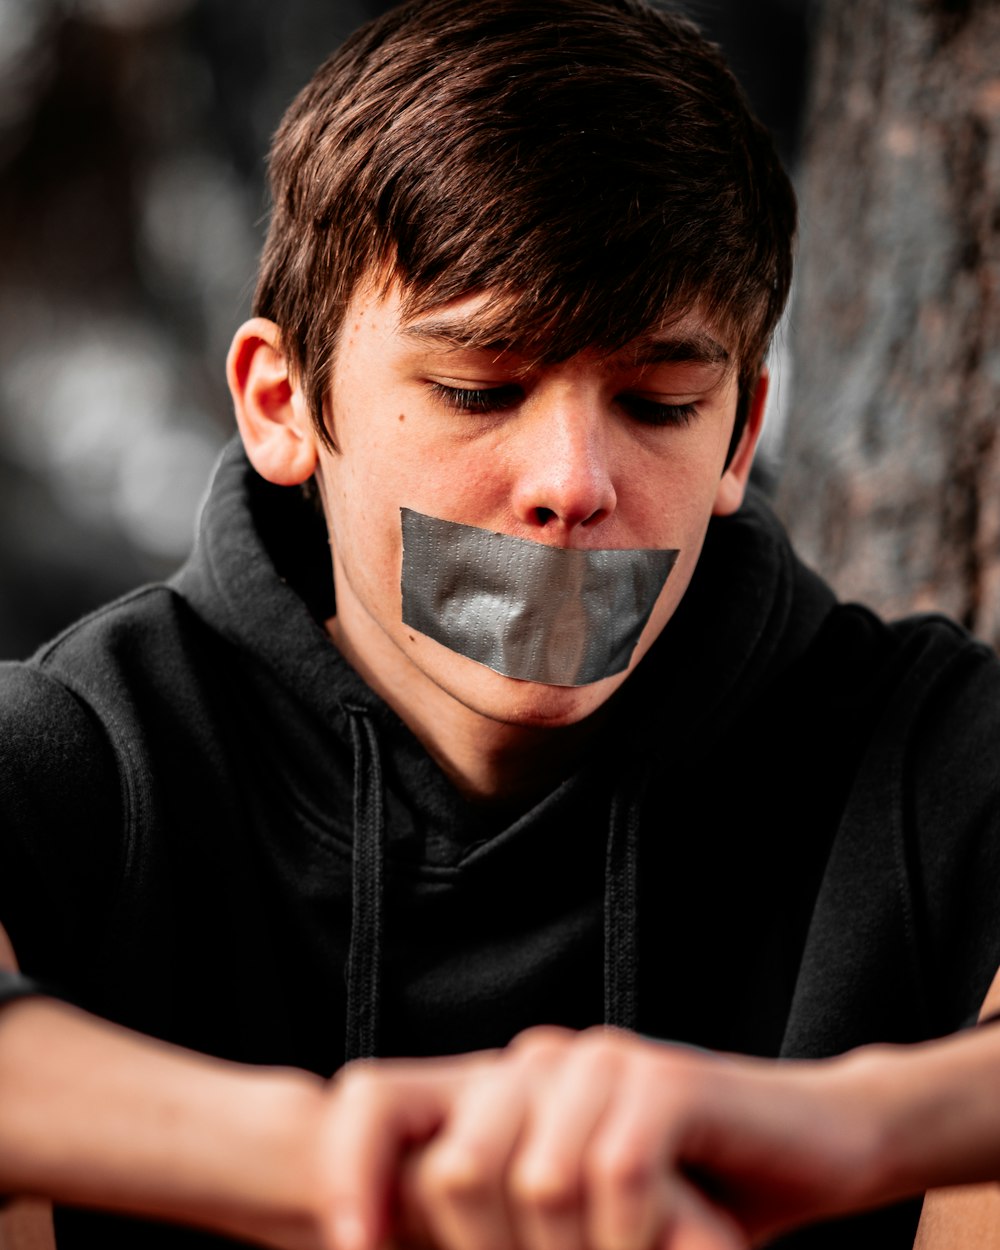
[821,1045,918,1213]
[827,1039,983,1211]
[198,1066,330,1250]
[849,1027,1000,1201]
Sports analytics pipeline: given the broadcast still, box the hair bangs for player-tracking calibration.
[254,0,796,449]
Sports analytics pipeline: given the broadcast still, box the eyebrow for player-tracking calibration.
[401,321,514,357]
[622,332,730,368]
[401,320,730,367]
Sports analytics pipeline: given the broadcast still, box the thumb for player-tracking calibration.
[321,1059,478,1250]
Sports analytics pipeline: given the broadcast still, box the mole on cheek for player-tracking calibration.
[398,412,405,422]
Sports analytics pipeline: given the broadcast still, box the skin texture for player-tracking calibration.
[912,968,1000,1249]
[228,280,765,802]
[0,930,54,1250]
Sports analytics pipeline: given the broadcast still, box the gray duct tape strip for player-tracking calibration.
[400,508,678,687]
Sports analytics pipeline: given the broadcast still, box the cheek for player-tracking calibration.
[321,423,508,602]
[396,429,514,522]
[626,511,712,672]
[318,443,399,598]
[626,441,726,543]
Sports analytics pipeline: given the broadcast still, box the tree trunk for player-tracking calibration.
[776,0,1000,647]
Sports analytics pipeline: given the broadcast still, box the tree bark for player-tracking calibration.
[777,0,1000,647]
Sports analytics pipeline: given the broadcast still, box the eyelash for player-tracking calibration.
[618,396,698,428]
[428,383,698,428]
[429,383,521,414]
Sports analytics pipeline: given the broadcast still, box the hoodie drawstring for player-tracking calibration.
[603,768,648,1031]
[341,702,647,1057]
[344,705,385,1062]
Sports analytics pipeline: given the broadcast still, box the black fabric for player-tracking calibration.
[3,440,1000,1249]
[0,969,47,1007]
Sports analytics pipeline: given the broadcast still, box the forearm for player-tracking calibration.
[0,997,328,1248]
[851,1025,1000,1203]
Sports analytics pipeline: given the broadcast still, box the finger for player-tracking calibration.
[586,1049,691,1250]
[661,1178,747,1250]
[321,1057,479,1250]
[412,1039,564,1250]
[509,1031,621,1250]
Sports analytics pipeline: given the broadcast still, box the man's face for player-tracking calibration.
[314,280,754,729]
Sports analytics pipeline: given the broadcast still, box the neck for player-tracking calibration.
[407,701,605,808]
[325,616,608,806]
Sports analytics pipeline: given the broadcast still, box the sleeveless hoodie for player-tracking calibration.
[3,440,1000,1248]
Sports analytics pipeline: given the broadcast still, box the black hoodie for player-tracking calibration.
[3,441,1000,1248]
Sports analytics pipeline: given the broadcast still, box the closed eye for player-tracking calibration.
[429,382,523,414]
[618,395,698,428]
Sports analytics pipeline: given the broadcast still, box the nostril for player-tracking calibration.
[534,506,556,526]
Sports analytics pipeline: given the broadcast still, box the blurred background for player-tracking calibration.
[0,0,816,658]
[7,0,997,658]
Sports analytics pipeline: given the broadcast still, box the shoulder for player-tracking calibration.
[772,607,1000,1040]
[24,582,233,724]
[867,613,1000,1027]
[786,600,995,711]
[0,584,232,971]
[889,613,1000,829]
[33,582,207,675]
[790,603,1000,810]
[0,581,219,851]
[0,653,125,972]
[0,656,114,783]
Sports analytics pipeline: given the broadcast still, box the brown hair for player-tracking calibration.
[254,0,796,447]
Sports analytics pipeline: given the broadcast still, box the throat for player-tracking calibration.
[425,713,606,808]
[324,610,611,807]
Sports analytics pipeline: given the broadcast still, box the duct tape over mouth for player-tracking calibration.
[400,508,678,687]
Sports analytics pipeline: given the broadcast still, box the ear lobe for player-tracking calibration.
[227,317,318,486]
[712,368,768,517]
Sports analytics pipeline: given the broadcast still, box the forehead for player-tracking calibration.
[360,278,737,375]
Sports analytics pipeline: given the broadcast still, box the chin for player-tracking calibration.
[446,662,625,729]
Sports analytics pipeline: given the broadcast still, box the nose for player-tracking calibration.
[510,399,617,535]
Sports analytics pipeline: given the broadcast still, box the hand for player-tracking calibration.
[318,1027,882,1250]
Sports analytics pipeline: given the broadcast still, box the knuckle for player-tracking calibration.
[578,1027,626,1067]
[508,1026,572,1068]
[510,1160,580,1214]
[510,1025,571,1052]
[333,1060,382,1105]
[581,1024,615,1045]
[424,1141,497,1203]
[586,1143,655,1195]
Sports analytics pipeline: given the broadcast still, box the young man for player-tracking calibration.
[1,1,999,1247]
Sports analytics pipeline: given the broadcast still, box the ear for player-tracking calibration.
[712,368,768,517]
[227,318,318,486]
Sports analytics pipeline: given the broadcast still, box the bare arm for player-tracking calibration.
[0,924,54,1250]
[0,922,330,1250]
[314,1014,1000,1250]
[911,964,1000,1250]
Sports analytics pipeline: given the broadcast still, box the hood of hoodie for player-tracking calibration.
[175,439,835,829]
[169,440,838,1055]
[167,440,830,1055]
